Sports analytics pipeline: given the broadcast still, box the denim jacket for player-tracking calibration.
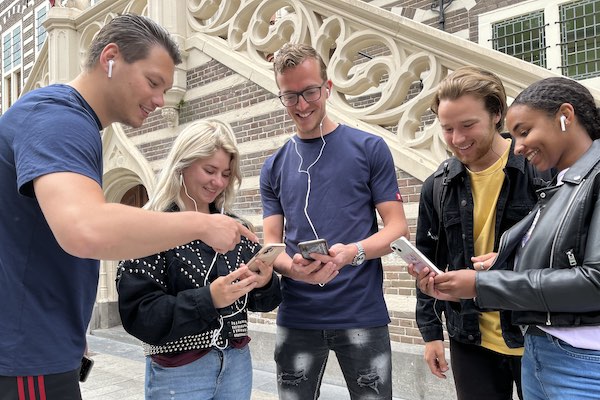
[415,137,549,347]
[476,140,600,328]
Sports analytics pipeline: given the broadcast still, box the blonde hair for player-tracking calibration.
[145,120,241,213]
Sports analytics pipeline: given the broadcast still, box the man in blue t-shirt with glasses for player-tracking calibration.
[260,43,409,399]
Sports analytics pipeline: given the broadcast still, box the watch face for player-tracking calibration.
[352,242,365,266]
[353,252,365,266]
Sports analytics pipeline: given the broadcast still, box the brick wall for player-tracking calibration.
[365,0,530,42]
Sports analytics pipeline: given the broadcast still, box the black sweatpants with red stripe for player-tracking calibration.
[0,369,80,400]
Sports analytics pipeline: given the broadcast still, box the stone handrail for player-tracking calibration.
[185,0,600,180]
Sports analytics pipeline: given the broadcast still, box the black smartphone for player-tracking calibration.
[298,239,329,261]
[79,355,94,382]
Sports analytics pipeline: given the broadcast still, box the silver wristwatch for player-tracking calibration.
[351,242,366,266]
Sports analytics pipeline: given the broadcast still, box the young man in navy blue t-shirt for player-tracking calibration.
[260,43,409,399]
[0,14,256,399]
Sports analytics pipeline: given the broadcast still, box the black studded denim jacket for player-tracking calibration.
[415,137,548,348]
[116,204,282,353]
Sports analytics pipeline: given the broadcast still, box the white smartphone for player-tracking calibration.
[390,236,443,275]
[297,239,329,261]
[245,243,286,272]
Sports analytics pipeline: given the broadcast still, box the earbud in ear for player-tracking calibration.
[179,173,183,186]
[560,115,567,132]
[108,60,114,78]
[326,88,330,95]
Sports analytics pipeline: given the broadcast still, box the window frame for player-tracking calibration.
[2,22,23,112]
[479,0,600,84]
[34,2,49,53]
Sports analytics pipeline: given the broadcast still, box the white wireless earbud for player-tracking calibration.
[108,60,114,78]
[326,88,330,95]
[560,115,567,132]
[179,173,183,186]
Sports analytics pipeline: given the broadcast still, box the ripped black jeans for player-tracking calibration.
[274,325,392,400]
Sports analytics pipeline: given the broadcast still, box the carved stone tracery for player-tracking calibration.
[186,0,452,177]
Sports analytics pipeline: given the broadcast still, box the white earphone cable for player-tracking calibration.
[181,174,247,349]
[291,117,327,240]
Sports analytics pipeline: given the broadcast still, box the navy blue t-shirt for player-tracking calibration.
[0,84,102,375]
[260,125,400,329]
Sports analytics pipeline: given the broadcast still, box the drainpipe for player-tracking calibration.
[430,0,454,31]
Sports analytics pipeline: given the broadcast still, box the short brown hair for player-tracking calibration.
[85,13,182,70]
[273,43,327,84]
[431,66,507,132]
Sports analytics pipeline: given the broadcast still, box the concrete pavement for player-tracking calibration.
[81,330,387,400]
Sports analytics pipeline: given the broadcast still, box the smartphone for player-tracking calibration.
[390,236,443,275]
[79,355,94,382]
[246,243,286,272]
[298,239,329,261]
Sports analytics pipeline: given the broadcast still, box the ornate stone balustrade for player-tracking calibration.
[183,0,590,180]
[29,0,600,180]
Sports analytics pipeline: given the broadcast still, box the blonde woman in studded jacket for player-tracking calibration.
[116,120,281,400]
[412,77,600,400]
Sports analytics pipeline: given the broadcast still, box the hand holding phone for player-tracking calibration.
[298,239,329,261]
[390,236,443,275]
[246,243,286,272]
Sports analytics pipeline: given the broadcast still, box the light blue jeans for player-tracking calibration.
[145,345,252,400]
[522,333,600,400]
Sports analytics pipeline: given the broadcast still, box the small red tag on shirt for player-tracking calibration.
[396,192,403,202]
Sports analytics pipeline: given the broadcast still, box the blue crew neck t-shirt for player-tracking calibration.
[0,84,102,375]
[260,124,400,329]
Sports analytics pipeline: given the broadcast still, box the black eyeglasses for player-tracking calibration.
[278,82,327,107]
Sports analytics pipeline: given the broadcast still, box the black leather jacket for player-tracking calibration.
[476,140,600,328]
[416,137,549,347]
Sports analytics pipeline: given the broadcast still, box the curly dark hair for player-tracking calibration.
[511,76,600,140]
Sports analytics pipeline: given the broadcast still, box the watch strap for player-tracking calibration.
[351,242,365,266]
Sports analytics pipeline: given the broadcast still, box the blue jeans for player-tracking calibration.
[522,333,600,400]
[274,325,392,400]
[145,345,252,400]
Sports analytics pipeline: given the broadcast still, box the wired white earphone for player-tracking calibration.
[181,170,244,349]
[560,115,567,132]
[291,116,327,240]
[107,59,114,78]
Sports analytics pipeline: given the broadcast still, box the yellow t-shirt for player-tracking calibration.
[468,138,523,356]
